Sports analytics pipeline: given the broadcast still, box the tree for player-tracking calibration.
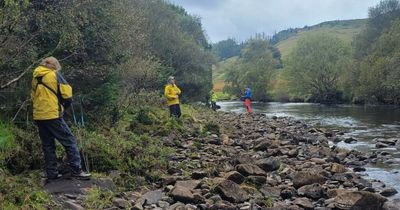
[285,33,351,103]
[224,38,277,101]
[212,38,242,60]
[354,0,400,58]
[355,20,400,104]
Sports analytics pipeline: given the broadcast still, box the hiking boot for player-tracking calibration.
[45,174,62,184]
[72,171,91,180]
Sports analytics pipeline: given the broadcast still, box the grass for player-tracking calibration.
[276,27,361,60]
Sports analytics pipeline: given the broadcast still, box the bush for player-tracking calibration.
[0,122,16,151]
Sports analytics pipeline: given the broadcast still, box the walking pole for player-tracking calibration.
[70,101,78,125]
[71,99,89,173]
[79,98,90,173]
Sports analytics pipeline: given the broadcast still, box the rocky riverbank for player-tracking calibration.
[53,112,400,210]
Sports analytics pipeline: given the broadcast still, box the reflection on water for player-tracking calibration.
[219,101,400,197]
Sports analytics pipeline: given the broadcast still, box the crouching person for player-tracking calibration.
[31,57,91,181]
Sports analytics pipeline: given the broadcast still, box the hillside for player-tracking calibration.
[275,19,366,60]
[213,19,366,90]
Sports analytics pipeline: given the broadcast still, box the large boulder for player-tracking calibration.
[257,157,281,172]
[334,191,387,210]
[235,164,266,176]
[292,171,327,188]
[297,183,324,200]
[170,186,195,203]
[224,171,245,184]
[214,180,249,203]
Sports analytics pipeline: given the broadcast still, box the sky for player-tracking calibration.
[169,0,382,43]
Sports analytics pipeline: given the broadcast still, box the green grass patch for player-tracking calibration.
[0,171,57,209]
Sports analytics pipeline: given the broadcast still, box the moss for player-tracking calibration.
[83,186,118,209]
[0,171,58,209]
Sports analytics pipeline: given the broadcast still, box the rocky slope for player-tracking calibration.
[53,112,399,210]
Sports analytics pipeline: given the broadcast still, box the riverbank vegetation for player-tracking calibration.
[0,0,217,207]
[214,0,400,105]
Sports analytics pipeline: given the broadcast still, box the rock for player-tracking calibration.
[257,158,281,172]
[191,171,207,179]
[215,180,249,203]
[334,191,387,210]
[158,201,170,209]
[280,186,296,199]
[169,202,186,210]
[376,142,390,148]
[175,180,200,190]
[375,138,397,145]
[140,190,162,205]
[293,197,314,209]
[259,185,281,198]
[209,201,237,210]
[353,167,366,172]
[382,198,400,210]
[63,200,85,210]
[246,176,267,185]
[297,183,323,199]
[185,204,197,209]
[224,171,245,184]
[221,134,233,145]
[112,198,129,209]
[310,158,327,164]
[235,164,265,176]
[344,137,357,144]
[380,188,398,197]
[330,163,347,173]
[254,141,271,151]
[326,189,354,198]
[170,186,195,203]
[292,171,327,188]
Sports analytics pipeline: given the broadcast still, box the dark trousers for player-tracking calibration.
[169,104,181,118]
[211,101,217,111]
[36,118,82,178]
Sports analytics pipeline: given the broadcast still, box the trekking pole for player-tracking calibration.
[70,101,78,125]
[71,99,89,173]
[79,98,90,173]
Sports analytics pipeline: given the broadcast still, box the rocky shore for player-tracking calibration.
[54,112,400,210]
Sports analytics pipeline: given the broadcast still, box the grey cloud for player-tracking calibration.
[170,0,382,43]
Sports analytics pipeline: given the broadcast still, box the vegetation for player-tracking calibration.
[284,33,351,103]
[223,38,281,101]
[0,0,218,208]
[212,38,243,60]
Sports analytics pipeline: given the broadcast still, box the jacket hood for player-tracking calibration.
[33,66,55,78]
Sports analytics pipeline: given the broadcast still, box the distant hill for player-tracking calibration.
[213,19,366,90]
[274,19,366,60]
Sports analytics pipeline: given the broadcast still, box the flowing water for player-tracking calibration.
[219,101,400,197]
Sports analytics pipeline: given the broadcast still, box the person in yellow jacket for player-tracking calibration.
[31,57,90,181]
[164,76,181,118]
[210,91,218,111]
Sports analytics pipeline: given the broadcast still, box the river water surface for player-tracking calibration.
[219,101,400,198]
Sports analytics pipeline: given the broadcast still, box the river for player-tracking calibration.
[219,101,400,198]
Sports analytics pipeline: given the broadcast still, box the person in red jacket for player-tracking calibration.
[243,87,253,113]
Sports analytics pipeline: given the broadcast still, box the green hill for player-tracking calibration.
[275,19,366,60]
[213,19,366,90]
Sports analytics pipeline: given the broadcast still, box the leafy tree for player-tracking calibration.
[224,38,277,101]
[285,33,351,103]
[355,20,400,104]
[354,0,400,58]
[212,38,242,60]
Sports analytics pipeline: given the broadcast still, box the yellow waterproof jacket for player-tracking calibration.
[211,92,218,102]
[31,66,72,120]
[164,84,181,106]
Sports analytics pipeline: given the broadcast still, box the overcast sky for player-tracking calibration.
[169,0,382,43]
